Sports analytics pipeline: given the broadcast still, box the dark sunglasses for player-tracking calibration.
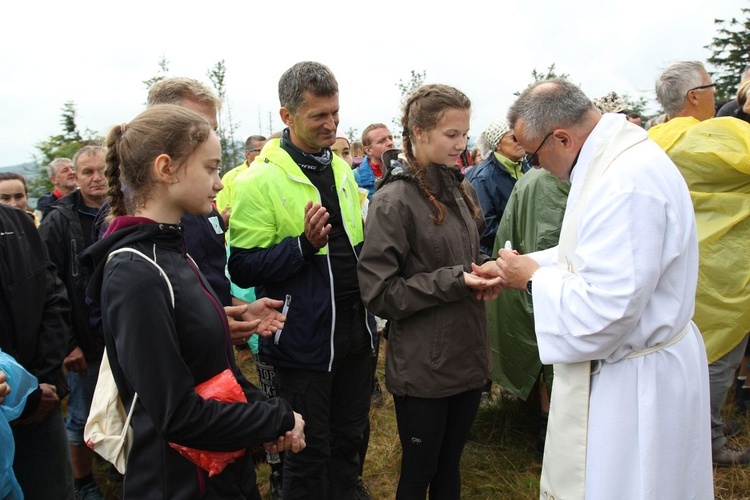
[524,132,553,167]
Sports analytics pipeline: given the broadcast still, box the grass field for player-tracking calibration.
[95,345,750,499]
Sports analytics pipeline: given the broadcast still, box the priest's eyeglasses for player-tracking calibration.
[524,132,553,167]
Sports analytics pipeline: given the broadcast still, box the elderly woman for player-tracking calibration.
[465,120,528,255]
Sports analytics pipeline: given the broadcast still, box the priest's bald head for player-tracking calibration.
[655,61,716,121]
[507,79,601,182]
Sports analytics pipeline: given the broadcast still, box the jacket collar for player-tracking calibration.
[258,138,353,187]
[80,220,185,310]
[423,164,464,205]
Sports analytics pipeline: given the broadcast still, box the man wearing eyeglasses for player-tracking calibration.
[650,60,750,468]
[216,134,267,213]
[652,61,716,127]
[481,78,713,498]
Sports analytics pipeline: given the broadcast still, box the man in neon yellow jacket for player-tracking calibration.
[651,60,750,466]
[228,61,375,499]
[216,134,266,213]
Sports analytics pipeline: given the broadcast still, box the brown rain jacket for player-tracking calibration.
[357,162,492,398]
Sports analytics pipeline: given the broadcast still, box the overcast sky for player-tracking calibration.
[1,0,745,167]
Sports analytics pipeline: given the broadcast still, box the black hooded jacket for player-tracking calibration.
[80,217,294,499]
[0,204,71,415]
[38,190,104,363]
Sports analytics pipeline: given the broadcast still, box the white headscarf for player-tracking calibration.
[476,120,511,157]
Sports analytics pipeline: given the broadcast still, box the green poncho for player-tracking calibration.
[487,168,570,399]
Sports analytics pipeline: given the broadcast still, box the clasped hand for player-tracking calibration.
[0,370,9,405]
[464,261,504,301]
[466,249,542,299]
[263,411,306,454]
[16,383,59,424]
[63,346,87,373]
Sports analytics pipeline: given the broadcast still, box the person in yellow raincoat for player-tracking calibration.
[650,60,750,466]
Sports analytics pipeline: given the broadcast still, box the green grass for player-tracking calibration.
[95,346,750,499]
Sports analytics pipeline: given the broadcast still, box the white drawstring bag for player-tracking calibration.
[84,247,173,474]
[84,351,138,474]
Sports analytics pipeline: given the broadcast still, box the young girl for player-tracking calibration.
[357,85,500,499]
[80,104,304,499]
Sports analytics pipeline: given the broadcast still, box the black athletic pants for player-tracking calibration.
[393,387,483,500]
[276,301,372,500]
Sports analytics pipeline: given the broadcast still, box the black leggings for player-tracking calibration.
[393,388,483,500]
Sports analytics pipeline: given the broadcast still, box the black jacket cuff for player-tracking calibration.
[19,387,42,419]
[298,234,316,260]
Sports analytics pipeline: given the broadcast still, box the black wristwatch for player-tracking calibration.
[526,279,533,295]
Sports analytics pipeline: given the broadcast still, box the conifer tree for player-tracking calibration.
[706,7,750,101]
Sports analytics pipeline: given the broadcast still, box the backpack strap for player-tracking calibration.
[106,247,174,307]
[103,246,176,423]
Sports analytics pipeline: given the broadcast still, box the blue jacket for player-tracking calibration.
[465,154,529,255]
[228,139,375,372]
[356,156,379,199]
[0,350,38,499]
[36,191,61,219]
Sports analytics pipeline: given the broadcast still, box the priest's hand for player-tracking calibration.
[495,249,540,291]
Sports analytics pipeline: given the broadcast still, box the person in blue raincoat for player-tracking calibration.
[1,349,40,499]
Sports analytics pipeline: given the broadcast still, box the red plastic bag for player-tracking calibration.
[169,369,247,476]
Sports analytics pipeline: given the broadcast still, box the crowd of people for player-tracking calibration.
[0,58,749,500]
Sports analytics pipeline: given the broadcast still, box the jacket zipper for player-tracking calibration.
[185,255,227,496]
[274,294,292,345]
[285,172,338,371]
[452,186,476,259]
[196,465,205,494]
[317,183,337,372]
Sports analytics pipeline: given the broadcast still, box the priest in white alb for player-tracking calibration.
[478,79,713,499]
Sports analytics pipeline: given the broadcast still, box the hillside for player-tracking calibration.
[0,161,37,176]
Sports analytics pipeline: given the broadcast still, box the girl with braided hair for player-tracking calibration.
[357,84,501,499]
[80,104,305,498]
